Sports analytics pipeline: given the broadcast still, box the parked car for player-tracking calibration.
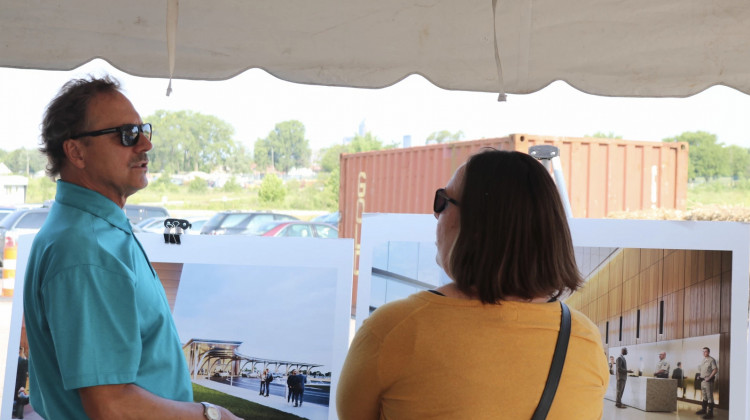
[0,206,52,269]
[123,204,170,224]
[134,216,209,235]
[0,206,17,222]
[200,211,298,235]
[257,221,339,238]
[133,216,170,233]
[185,217,209,235]
[312,211,340,228]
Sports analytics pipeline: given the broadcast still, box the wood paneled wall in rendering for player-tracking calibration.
[153,262,184,312]
[566,248,731,409]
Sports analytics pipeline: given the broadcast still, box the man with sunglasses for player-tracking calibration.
[23,76,241,420]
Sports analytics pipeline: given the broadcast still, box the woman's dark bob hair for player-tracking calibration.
[448,149,582,303]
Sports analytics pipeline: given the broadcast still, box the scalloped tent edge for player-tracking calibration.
[2,0,750,97]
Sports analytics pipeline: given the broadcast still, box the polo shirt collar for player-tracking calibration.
[54,180,132,232]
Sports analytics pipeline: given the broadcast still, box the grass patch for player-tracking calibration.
[687,182,750,208]
[129,180,335,213]
[25,175,337,213]
[193,383,304,420]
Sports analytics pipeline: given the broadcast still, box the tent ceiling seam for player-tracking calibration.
[518,0,533,93]
[492,0,507,101]
[166,0,179,96]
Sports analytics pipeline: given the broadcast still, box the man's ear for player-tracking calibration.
[62,139,87,169]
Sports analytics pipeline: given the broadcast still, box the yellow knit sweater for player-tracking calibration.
[337,291,608,419]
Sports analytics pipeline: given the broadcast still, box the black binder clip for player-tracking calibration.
[163,218,191,244]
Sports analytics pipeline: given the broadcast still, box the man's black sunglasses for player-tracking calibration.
[434,188,460,213]
[71,123,152,147]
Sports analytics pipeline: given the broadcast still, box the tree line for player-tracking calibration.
[662,131,750,180]
[1,110,458,178]
[3,111,743,184]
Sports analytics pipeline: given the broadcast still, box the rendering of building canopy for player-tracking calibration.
[182,338,323,379]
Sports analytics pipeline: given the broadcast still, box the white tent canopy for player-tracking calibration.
[2,0,750,97]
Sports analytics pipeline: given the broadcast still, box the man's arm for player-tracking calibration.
[79,384,242,420]
[705,366,718,382]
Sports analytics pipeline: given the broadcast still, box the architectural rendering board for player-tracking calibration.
[2,234,353,420]
[356,214,750,417]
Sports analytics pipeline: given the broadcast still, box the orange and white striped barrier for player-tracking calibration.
[2,236,17,297]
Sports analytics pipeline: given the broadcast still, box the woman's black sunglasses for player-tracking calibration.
[71,123,152,147]
[434,188,460,213]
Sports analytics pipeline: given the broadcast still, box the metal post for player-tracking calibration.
[528,145,573,218]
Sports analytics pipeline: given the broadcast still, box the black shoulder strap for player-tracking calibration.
[531,301,571,420]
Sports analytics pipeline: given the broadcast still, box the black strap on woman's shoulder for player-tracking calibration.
[531,301,571,420]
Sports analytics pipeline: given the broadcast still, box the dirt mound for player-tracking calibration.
[606,205,750,222]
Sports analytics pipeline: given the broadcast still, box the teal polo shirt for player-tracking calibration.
[23,181,192,419]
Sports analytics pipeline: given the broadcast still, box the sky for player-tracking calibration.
[2,59,750,155]
[172,263,338,370]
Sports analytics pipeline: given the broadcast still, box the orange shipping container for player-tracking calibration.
[339,133,688,287]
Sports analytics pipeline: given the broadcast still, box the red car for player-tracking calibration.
[257,221,338,238]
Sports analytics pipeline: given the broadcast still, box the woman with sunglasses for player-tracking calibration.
[337,149,608,419]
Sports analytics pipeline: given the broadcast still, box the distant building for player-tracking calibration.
[0,163,28,205]
[287,167,316,179]
[343,119,368,145]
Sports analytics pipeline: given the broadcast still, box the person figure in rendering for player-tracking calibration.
[616,347,633,408]
[14,347,28,406]
[655,351,670,378]
[336,149,610,419]
[13,387,30,419]
[287,370,301,406]
[609,356,616,375]
[696,347,718,419]
[286,370,293,403]
[672,361,686,397]
[264,369,273,397]
[23,75,241,420]
[296,370,307,407]
[259,369,268,396]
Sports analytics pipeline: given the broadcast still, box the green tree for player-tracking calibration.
[319,144,349,173]
[663,131,727,180]
[323,167,340,204]
[585,132,622,139]
[145,110,237,173]
[1,148,47,175]
[253,140,271,171]
[254,120,311,173]
[258,173,286,204]
[348,132,397,153]
[425,130,464,144]
[318,132,396,173]
[725,145,750,179]
[223,143,253,173]
[317,132,396,201]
